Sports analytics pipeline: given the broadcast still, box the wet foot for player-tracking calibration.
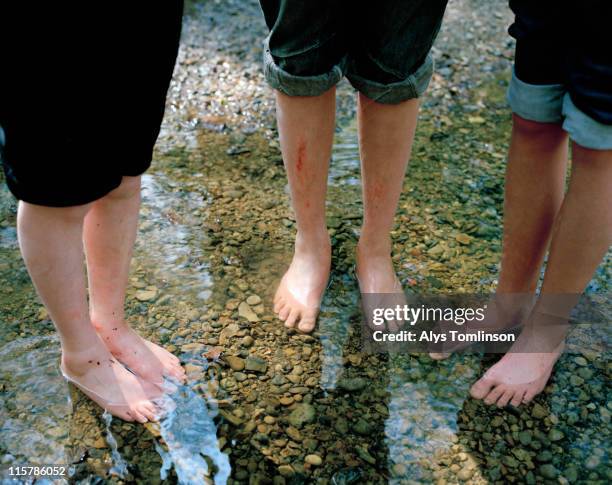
[61,340,161,423]
[356,240,405,332]
[274,231,331,333]
[355,242,402,294]
[469,319,564,407]
[93,319,185,386]
[429,294,534,360]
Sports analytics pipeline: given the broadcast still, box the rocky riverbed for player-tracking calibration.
[0,0,610,484]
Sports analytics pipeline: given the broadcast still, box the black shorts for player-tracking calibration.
[0,2,183,207]
[260,0,448,104]
[509,0,612,126]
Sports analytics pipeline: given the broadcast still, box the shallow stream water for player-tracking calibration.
[0,1,610,483]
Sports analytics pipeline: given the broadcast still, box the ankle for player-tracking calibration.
[356,235,392,260]
[90,312,126,332]
[61,341,107,375]
[295,230,331,254]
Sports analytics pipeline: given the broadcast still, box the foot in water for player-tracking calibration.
[355,242,402,294]
[93,318,185,386]
[470,316,565,407]
[274,231,331,333]
[429,294,535,360]
[356,240,405,333]
[61,339,162,423]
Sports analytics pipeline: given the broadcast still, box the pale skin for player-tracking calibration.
[17,176,184,422]
[273,87,419,332]
[470,115,612,407]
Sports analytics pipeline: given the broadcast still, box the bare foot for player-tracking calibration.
[274,231,331,333]
[61,340,161,423]
[93,319,185,386]
[356,241,405,333]
[429,294,534,360]
[469,319,564,408]
[355,241,402,294]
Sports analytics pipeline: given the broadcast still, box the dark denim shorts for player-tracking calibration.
[259,0,448,104]
[507,0,612,149]
[0,2,183,207]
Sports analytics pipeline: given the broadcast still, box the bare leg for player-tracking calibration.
[497,115,569,293]
[17,201,157,422]
[472,143,612,407]
[273,88,335,333]
[430,115,569,360]
[356,94,419,292]
[84,176,184,384]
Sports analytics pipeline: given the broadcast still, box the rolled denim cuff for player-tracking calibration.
[262,37,345,97]
[507,67,565,123]
[346,54,434,104]
[562,94,612,150]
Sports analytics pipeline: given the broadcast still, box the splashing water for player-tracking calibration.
[153,359,230,485]
[102,411,129,478]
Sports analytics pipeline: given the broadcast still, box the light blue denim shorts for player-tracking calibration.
[507,68,612,150]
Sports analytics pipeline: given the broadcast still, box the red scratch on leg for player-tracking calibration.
[296,139,306,173]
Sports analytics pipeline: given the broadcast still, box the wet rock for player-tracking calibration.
[288,403,315,428]
[219,323,240,344]
[518,430,532,446]
[334,418,349,434]
[353,419,373,436]
[246,294,262,306]
[238,301,259,322]
[218,409,242,426]
[356,447,376,465]
[225,355,245,371]
[181,342,205,353]
[144,422,161,438]
[574,356,588,366]
[531,403,548,419]
[330,468,363,484]
[278,465,294,477]
[245,356,267,373]
[305,454,322,466]
[457,467,474,481]
[135,288,158,301]
[241,335,255,347]
[338,377,367,392]
[539,464,558,479]
[548,429,564,442]
[286,426,302,441]
[184,363,202,376]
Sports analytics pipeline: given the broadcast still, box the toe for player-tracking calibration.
[278,305,291,321]
[484,385,506,406]
[496,389,515,408]
[167,367,186,383]
[274,297,285,314]
[119,409,135,422]
[140,401,158,421]
[510,389,526,407]
[522,387,538,404]
[429,352,451,361]
[297,310,317,333]
[470,376,496,400]
[284,308,300,328]
[131,407,148,424]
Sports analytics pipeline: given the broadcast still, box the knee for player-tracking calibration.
[19,201,91,225]
[104,176,141,201]
[513,114,564,138]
